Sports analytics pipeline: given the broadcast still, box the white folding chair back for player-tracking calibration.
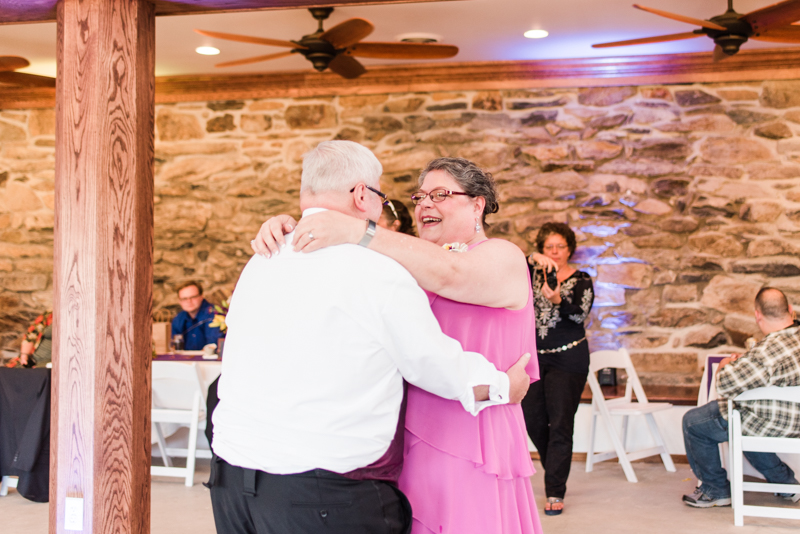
[728,386,800,526]
[585,348,676,482]
[151,362,207,487]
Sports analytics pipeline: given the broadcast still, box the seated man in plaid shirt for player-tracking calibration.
[682,287,800,508]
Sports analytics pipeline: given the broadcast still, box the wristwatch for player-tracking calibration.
[358,219,377,247]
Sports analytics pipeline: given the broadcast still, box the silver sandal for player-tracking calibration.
[545,497,563,516]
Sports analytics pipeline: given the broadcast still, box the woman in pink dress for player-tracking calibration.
[254,157,543,534]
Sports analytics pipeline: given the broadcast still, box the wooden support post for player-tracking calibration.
[51,1,155,533]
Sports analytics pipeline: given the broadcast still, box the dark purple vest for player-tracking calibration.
[341,381,408,485]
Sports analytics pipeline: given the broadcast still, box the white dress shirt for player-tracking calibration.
[212,208,510,475]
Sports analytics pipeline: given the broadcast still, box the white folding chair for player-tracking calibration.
[728,386,800,527]
[585,348,676,482]
[0,475,18,496]
[151,361,207,487]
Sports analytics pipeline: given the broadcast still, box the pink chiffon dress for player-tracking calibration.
[398,242,543,534]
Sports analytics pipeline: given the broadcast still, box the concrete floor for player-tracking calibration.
[2,459,799,533]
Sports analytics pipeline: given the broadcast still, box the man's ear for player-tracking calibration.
[351,184,369,214]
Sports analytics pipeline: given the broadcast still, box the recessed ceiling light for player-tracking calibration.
[396,32,442,44]
[524,30,549,39]
[196,46,220,56]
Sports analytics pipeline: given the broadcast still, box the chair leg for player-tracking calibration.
[598,409,637,482]
[644,413,676,473]
[153,422,173,468]
[586,408,598,473]
[732,415,745,527]
[622,415,629,454]
[184,392,201,487]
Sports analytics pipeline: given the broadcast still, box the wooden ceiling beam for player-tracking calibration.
[0,0,460,25]
[3,47,800,110]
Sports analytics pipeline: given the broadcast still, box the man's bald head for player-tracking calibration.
[755,287,792,321]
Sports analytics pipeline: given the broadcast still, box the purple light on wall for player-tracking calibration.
[571,245,608,264]
[580,223,630,237]
[593,282,625,308]
[593,255,647,266]
[600,311,635,330]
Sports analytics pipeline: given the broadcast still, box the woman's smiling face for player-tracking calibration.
[414,169,483,246]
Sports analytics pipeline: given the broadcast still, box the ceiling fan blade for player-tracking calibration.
[0,71,55,87]
[215,51,294,68]
[633,4,727,31]
[328,54,366,79]
[0,56,30,72]
[743,0,800,33]
[347,42,458,59]
[750,23,800,42]
[194,29,303,49]
[592,32,701,48]
[320,18,374,49]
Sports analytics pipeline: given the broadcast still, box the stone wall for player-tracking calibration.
[4,80,800,386]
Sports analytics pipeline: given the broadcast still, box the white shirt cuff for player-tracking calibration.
[474,371,510,414]
[458,370,510,416]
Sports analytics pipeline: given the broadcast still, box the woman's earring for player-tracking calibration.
[475,218,481,233]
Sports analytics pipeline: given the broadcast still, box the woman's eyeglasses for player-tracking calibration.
[350,184,389,206]
[410,188,473,205]
[543,244,568,251]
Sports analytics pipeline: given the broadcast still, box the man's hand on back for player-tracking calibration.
[506,353,532,404]
[471,353,531,404]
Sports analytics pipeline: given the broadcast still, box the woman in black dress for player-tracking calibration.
[522,222,594,516]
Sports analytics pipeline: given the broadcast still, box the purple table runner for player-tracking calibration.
[154,353,221,362]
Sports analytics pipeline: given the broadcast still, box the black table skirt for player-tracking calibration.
[0,367,51,502]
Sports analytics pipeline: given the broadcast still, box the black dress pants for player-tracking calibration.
[521,365,587,499]
[208,456,412,534]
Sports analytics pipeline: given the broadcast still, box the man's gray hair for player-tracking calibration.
[301,140,382,194]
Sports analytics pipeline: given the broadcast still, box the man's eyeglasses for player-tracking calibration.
[178,293,202,302]
[410,188,473,205]
[543,244,568,251]
[350,184,389,206]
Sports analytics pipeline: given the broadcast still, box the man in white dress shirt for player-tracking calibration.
[209,140,531,534]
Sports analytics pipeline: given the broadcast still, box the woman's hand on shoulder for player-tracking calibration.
[291,211,365,253]
[252,214,297,257]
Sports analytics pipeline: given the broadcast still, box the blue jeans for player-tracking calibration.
[683,401,798,499]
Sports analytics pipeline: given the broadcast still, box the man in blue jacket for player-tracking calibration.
[171,281,221,351]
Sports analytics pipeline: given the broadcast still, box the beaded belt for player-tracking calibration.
[538,337,586,354]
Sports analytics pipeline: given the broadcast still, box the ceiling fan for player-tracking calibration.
[593,0,800,59]
[0,56,55,87]
[195,7,458,79]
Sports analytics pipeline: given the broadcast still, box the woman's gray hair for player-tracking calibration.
[418,157,499,222]
[301,140,383,194]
